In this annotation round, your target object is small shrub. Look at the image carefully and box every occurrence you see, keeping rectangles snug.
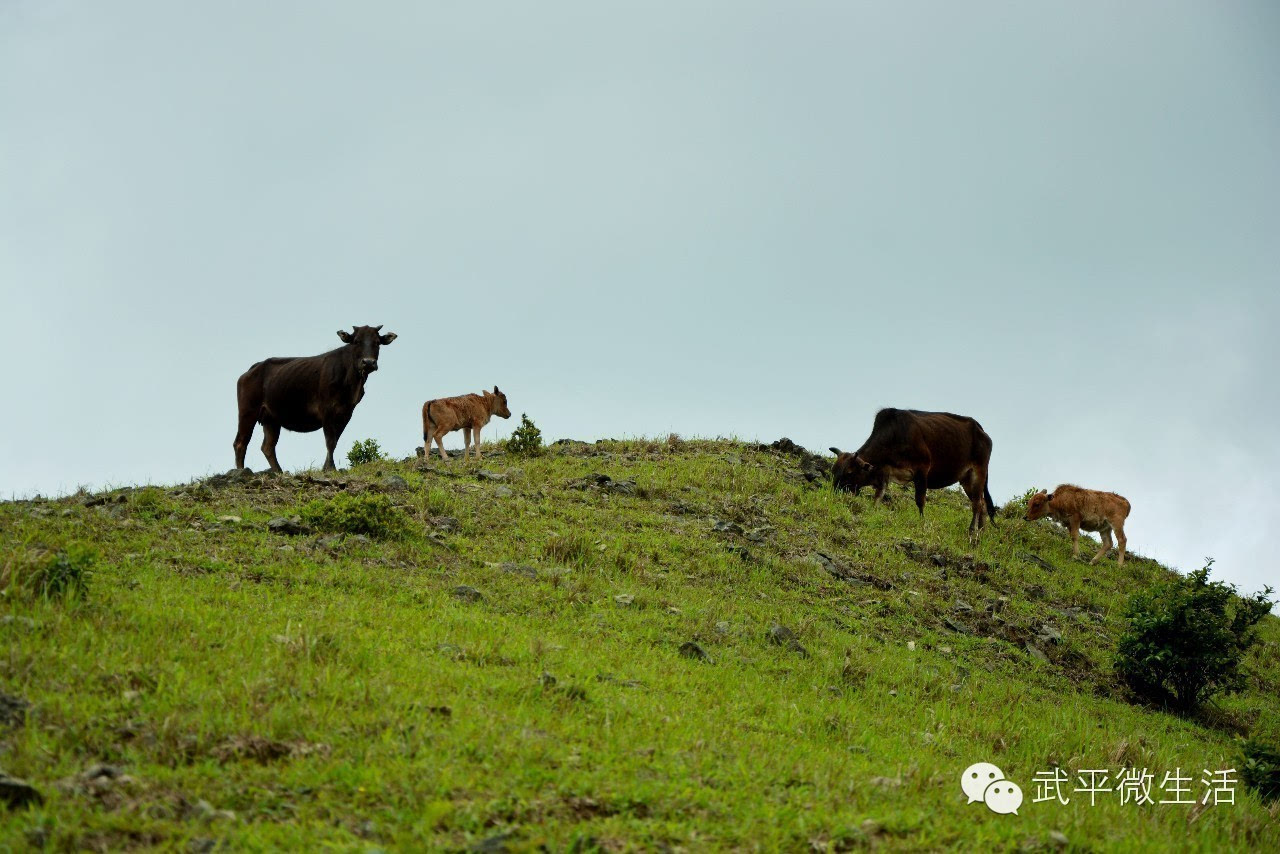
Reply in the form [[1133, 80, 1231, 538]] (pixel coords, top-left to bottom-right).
[[506, 414, 543, 456], [347, 438, 386, 467], [130, 487, 169, 521], [299, 493, 408, 539], [1002, 487, 1038, 520], [1115, 560, 1272, 713], [11, 545, 96, 599], [543, 531, 595, 567], [1241, 736, 1280, 801]]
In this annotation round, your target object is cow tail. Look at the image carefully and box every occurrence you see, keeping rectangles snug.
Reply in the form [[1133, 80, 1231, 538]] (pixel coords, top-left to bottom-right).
[[424, 401, 434, 449], [985, 482, 999, 524]]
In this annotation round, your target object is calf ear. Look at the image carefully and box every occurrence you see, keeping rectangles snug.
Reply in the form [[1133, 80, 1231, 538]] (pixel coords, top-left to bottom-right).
[[829, 447, 842, 456], [337, 330, 354, 343], [379, 332, 397, 345]]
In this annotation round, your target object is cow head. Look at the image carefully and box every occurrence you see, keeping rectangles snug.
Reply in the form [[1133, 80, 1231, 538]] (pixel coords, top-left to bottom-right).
[[1024, 490, 1052, 521], [490, 386, 512, 419], [337, 325, 397, 374], [829, 447, 876, 493]]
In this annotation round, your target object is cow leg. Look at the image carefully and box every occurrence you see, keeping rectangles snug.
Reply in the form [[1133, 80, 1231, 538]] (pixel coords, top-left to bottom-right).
[[913, 474, 928, 517], [1091, 527, 1113, 565], [961, 474, 986, 536], [473, 424, 483, 460], [233, 412, 257, 470], [261, 422, 283, 473], [321, 415, 350, 471], [1115, 522, 1127, 567]]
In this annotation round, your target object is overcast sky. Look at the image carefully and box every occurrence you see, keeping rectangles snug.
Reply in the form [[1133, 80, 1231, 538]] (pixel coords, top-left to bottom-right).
[[2, 2, 1277, 597]]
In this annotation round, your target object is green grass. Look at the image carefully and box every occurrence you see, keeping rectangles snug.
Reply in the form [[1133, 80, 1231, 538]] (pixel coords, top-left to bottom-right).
[[2, 439, 1277, 851]]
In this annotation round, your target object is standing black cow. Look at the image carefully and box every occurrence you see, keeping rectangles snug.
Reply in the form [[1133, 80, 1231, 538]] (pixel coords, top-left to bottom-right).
[[233, 325, 397, 472], [830, 408, 998, 538]]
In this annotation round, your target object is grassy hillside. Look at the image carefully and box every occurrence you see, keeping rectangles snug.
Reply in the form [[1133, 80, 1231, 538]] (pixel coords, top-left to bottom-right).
[[2, 438, 1277, 851]]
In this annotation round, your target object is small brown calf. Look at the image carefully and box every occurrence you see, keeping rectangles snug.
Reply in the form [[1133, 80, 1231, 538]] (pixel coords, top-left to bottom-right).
[[422, 386, 512, 461], [1025, 484, 1131, 566]]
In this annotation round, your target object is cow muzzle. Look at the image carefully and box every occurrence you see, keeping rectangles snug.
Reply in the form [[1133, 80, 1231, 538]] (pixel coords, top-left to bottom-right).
[[359, 358, 378, 373]]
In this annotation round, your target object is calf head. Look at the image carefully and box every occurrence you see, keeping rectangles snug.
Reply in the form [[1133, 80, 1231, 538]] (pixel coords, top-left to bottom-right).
[[829, 447, 876, 494], [1024, 490, 1052, 521], [489, 386, 512, 419], [337, 325, 397, 374]]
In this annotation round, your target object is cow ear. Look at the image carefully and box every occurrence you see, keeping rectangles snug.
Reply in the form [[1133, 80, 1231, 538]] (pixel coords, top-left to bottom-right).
[[829, 447, 842, 456], [337, 330, 354, 343], [379, 332, 397, 345], [856, 456, 874, 472]]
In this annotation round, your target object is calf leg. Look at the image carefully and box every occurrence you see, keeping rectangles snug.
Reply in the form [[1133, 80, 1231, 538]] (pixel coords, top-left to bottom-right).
[[463, 427, 473, 460], [435, 432, 450, 461], [473, 424, 483, 460], [1115, 522, 1127, 567], [234, 411, 257, 470], [261, 422, 283, 473], [1090, 526, 1113, 565], [1068, 519, 1081, 560]]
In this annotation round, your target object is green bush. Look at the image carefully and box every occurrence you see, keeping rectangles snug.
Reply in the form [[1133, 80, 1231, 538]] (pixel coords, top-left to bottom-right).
[[506, 414, 543, 456], [129, 487, 172, 521], [20, 545, 96, 599], [346, 438, 386, 467], [1115, 560, 1272, 713], [1241, 736, 1280, 801], [299, 492, 408, 539]]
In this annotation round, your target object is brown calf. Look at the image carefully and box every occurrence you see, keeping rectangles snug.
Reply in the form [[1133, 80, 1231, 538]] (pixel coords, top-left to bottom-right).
[[422, 386, 512, 461], [1025, 484, 1131, 566]]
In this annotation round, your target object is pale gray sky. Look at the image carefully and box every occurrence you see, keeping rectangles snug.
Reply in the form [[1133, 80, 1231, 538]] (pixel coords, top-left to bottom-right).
[[2, 2, 1277, 596]]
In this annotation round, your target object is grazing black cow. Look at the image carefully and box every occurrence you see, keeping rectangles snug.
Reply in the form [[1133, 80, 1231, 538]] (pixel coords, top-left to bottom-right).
[[830, 408, 998, 538], [233, 325, 397, 472]]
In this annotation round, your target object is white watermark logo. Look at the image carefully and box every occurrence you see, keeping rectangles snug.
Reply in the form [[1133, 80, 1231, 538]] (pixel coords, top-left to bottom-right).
[[961, 762, 1023, 815]]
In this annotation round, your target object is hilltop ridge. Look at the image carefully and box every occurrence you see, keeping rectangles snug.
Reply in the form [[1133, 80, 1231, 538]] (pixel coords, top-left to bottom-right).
[[2, 438, 1277, 850]]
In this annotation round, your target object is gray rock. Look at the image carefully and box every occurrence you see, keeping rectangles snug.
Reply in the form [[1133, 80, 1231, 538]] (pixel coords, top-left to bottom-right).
[[1025, 643, 1050, 663], [0, 774, 44, 809], [614, 594, 635, 606], [714, 621, 732, 634], [0, 616, 36, 631], [469, 833, 515, 853], [476, 470, 508, 482], [382, 475, 409, 491], [1037, 624, 1064, 644], [679, 641, 711, 662], [1048, 830, 1069, 848], [767, 624, 797, 644], [267, 516, 306, 535], [1019, 552, 1057, 571], [431, 516, 461, 533], [315, 534, 344, 549], [487, 562, 538, 579], [712, 519, 744, 535], [943, 617, 974, 635], [452, 585, 483, 603], [0, 692, 29, 729], [492, 485, 514, 499], [952, 599, 974, 613]]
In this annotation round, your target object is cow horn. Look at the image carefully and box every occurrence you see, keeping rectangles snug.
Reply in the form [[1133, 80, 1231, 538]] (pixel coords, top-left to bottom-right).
[[829, 447, 842, 456], [376, 325, 383, 331]]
